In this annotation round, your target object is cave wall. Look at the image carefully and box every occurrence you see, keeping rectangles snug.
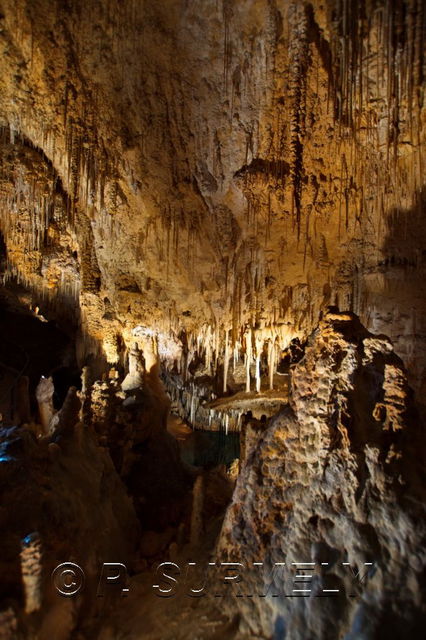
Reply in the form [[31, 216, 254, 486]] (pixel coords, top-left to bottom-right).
[[0, 0, 424, 392]]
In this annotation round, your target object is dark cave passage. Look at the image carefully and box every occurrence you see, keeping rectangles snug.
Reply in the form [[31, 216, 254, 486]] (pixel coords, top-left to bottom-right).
[[0, 288, 79, 425]]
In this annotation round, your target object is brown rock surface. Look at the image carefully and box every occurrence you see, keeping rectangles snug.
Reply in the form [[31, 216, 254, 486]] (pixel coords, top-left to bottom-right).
[[0, 421, 140, 639], [0, 0, 424, 393], [217, 311, 425, 638]]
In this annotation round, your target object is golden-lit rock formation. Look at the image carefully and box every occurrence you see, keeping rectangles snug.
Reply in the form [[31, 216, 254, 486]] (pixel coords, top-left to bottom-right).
[[217, 311, 425, 638], [0, 1, 425, 639], [0, 0, 424, 392]]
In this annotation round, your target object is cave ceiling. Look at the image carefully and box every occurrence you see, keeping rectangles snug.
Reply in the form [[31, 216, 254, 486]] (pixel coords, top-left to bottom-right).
[[0, 0, 424, 390]]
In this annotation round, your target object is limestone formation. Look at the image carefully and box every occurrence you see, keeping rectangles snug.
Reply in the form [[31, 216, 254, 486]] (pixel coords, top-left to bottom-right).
[[0, 0, 423, 395], [190, 475, 205, 547], [20, 533, 42, 614], [35, 376, 55, 435], [217, 311, 426, 639], [121, 344, 145, 393]]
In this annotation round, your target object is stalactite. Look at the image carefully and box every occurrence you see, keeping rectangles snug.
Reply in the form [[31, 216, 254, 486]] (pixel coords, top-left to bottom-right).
[[287, 1, 309, 240], [255, 352, 261, 394], [223, 328, 230, 393], [245, 327, 252, 393], [268, 338, 275, 391]]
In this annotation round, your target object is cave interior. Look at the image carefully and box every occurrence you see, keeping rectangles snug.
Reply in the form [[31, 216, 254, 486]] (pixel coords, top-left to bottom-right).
[[0, 1, 425, 639]]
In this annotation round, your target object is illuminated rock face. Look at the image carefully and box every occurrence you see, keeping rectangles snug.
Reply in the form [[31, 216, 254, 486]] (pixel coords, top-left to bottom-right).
[[0, 2, 425, 637], [0, 0, 425, 393], [217, 311, 425, 639]]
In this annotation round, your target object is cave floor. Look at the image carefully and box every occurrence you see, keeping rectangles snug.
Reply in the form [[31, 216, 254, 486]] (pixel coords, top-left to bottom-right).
[[97, 572, 242, 640], [96, 517, 252, 640]]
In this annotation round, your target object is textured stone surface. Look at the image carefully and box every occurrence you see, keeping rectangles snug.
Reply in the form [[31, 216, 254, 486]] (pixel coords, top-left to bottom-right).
[[0, 0, 424, 394], [217, 311, 426, 638], [0, 421, 139, 639]]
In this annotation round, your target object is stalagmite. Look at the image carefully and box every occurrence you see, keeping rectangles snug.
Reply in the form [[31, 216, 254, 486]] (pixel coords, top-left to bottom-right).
[[122, 343, 145, 392], [35, 376, 55, 435], [20, 533, 42, 614], [190, 475, 204, 547], [79, 365, 92, 422], [52, 387, 81, 436]]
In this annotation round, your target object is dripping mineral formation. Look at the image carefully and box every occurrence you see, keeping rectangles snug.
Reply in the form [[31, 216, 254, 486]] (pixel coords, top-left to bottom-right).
[[0, 1, 424, 639]]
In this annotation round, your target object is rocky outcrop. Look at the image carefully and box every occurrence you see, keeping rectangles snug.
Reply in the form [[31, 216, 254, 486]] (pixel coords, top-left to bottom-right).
[[217, 311, 426, 639], [0, 418, 139, 639], [84, 366, 190, 531]]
